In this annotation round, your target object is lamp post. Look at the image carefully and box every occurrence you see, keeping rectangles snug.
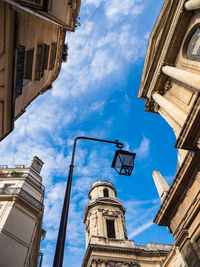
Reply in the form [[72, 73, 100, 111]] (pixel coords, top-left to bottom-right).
[[53, 136, 136, 267]]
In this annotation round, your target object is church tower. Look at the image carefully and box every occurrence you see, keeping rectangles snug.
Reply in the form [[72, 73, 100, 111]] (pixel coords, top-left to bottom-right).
[[0, 156, 45, 267], [82, 180, 172, 267], [83, 180, 128, 248]]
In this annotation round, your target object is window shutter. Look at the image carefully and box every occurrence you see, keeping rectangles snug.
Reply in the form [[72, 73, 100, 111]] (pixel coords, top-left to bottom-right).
[[49, 43, 57, 70], [15, 46, 25, 98], [41, 44, 47, 78], [35, 43, 47, 80]]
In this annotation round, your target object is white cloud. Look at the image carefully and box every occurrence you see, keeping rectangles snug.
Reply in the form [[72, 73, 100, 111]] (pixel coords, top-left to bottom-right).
[[105, 0, 144, 21], [85, 0, 102, 8], [134, 137, 150, 159], [129, 220, 153, 238]]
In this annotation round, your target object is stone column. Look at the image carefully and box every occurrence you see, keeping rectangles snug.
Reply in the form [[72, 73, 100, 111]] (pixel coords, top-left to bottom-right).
[[162, 65, 200, 92], [158, 108, 181, 138], [184, 0, 200, 11], [152, 92, 187, 127]]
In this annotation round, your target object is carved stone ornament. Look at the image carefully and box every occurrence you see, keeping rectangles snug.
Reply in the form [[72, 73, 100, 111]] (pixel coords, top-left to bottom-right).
[[85, 218, 90, 233], [121, 215, 128, 239], [197, 138, 200, 149], [102, 209, 118, 217], [91, 210, 98, 228], [145, 99, 159, 114], [164, 78, 172, 91]]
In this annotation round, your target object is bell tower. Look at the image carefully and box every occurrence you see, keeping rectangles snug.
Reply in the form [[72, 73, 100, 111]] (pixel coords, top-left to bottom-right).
[[83, 180, 128, 248], [82, 180, 172, 267]]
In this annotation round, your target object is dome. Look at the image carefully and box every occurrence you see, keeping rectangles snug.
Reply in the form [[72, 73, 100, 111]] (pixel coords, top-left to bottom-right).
[[88, 180, 117, 201]]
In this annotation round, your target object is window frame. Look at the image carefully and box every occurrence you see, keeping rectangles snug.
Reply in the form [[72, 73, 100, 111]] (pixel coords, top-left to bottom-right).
[[49, 42, 57, 70], [186, 27, 200, 62], [23, 48, 34, 85]]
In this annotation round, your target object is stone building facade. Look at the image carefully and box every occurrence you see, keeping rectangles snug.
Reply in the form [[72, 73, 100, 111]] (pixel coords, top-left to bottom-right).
[[0, 0, 81, 141], [82, 180, 172, 267], [138, 0, 200, 266], [0, 156, 45, 267]]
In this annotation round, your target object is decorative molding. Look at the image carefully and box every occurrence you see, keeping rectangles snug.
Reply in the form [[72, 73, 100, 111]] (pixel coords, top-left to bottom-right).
[[145, 99, 159, 114]]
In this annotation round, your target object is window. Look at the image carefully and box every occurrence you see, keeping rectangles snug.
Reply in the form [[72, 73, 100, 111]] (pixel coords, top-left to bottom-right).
[[103, 188, 109, 197], [106, 219, 115, 238], [0, 204, 3, 210], [35, 44, 48, 80], [49, 43, 57, 70], [15, 46, 34, 97], [23, 48, 34, 84], [186, 27, 200, 62], [19, 0, 48, 11]]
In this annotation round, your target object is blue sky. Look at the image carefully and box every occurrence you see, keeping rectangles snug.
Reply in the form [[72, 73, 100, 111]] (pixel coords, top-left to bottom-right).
[[0, 0, 178, 266]]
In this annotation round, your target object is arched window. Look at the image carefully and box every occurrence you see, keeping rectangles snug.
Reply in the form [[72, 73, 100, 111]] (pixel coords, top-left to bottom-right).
[[103, 188, 109, 197], [186, 27, 200, 62]]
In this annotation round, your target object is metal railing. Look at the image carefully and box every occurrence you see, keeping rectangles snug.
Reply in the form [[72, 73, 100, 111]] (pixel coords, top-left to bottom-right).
[[0, 172, 45, 192], [0, 187, 44, 211], [37, 252, 43, 267]]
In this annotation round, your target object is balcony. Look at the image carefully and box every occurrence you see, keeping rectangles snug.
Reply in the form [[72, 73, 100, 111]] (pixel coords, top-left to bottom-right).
[[0, 187, 44, 211], [37, 252, 43, 267], [0, 172, 45, 192]]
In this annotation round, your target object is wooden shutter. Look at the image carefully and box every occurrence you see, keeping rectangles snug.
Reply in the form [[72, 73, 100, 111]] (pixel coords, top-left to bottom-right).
[[41, 44, 47, 78], [49, 43, 57, 70], [35, 44, 47, 80], [15, 46, 25, 98]]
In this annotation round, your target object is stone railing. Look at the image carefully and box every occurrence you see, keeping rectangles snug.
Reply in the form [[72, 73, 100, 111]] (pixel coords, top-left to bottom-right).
[[0, 187, 44, 211]]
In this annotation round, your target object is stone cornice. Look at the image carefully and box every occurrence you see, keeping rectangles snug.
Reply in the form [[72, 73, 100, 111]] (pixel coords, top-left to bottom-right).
[[83, 197, 126, 222], [138, 0, 192, 102], [154, 149, 200, 225], [88, 180, 117, 197], [82, 243, 172, 267]]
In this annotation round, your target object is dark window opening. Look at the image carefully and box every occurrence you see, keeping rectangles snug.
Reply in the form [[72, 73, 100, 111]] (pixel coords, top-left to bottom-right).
[[103, 188, 109, 197], [106, 219, 115, 238], [23, 48, 34, 83]]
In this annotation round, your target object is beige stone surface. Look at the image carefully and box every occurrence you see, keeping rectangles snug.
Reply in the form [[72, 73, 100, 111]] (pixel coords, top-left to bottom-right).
[[138, 0, 200, 266], [0, 157, 44, 267]]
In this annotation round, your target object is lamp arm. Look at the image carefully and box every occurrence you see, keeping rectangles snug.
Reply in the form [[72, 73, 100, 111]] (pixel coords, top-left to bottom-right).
[[71, 136, 124, 166]]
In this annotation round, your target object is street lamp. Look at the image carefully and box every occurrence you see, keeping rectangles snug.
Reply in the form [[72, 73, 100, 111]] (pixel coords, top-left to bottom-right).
[[53, 136, 136, 267], [112, 150, 136, 176]]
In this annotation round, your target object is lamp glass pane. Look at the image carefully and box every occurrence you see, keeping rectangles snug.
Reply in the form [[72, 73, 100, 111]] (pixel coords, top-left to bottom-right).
[[118, 153, 134, 167], [114, 156, 123, 169]]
